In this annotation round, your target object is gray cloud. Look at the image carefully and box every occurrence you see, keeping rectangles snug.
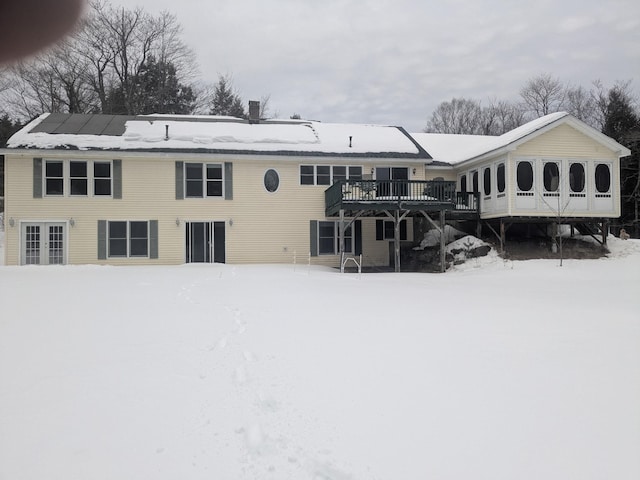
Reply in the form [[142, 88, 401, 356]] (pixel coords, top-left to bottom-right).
[[133, 0, 639, 131]]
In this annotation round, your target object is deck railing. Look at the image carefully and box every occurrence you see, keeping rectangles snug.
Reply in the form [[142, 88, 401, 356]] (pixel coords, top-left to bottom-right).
[[325, 180, 479, 213]]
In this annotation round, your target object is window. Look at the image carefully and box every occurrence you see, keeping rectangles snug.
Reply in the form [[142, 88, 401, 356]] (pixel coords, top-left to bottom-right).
[[108, 221, 148, 258], [483, 167, 491, 196], [517, 161, 533, 192], [70, 161, 88, 195], [497, 163, 505, 193], [185, 163, 223, 197], [45, 161, 64, 195], [472, 171, 479, 193], [206, 164, 223, 196], [569, 163, 585, 193], [595, 164, 611, 193], [318, 221, 353, 255], [108, 221, 127, 257], [300, 165, 315, 185], [264, 169, 280, 192], [460, 175, 467, 193], [316, 166, 331, 185], [42, 159, 114, 197], [348, 166, 363, 180], [376, 219, 408, 241], [333, 166, 347, 182], [543, 162, 560, 192], [300, 165, 363, 185], [94, 162, 112, 195]]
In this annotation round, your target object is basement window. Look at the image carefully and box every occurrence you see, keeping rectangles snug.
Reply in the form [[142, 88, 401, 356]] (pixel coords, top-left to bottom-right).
[[318, 221, 353, 254]]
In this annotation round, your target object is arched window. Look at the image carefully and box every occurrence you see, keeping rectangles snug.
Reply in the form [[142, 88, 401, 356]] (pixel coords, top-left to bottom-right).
[[569, 163, 585, 192], [543, 162, 559, 192], [595, 164, 611, 193], [483, 167, 491, 195], [472, 171, 479, 193], [497, 163, 505, 193], [460, 175, 467, 193], [517, 162, 533, 191]]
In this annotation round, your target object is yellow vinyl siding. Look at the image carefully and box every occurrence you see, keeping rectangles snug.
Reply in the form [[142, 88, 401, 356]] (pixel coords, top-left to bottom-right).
[[514, 124, 616, 159], [4, 153, 424, 266]]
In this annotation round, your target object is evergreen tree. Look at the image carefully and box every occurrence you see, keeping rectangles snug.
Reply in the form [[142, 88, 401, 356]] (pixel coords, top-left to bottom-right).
[[602, 85, 639, 142], [0, 114, 24, 209], [601, 84, 640, 237], [209, 75, 246, 118], [0, 114, 22, 148], [131, 55, 196, 114]]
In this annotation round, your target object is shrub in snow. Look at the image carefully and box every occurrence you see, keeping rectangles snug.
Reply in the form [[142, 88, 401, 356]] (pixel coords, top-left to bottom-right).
[[413, 224, 465, 250], [446, 235, 492, 264]]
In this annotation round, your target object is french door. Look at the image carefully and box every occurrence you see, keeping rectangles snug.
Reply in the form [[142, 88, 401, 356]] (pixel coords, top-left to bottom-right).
[[376, 167, 409, 197], [185, 221, 225, 263], [21, 222, 66, 265]]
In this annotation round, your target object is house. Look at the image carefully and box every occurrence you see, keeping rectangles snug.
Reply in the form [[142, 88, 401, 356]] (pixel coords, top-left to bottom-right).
[[0, 111, 630, 270]]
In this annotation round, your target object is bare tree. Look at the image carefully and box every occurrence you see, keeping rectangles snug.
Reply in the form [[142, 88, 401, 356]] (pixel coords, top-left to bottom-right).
[[2, 0, 199, 118], [520, 73, 566, 117], [424, 97, 483, 134], [564, 84, 598, 128], [480, 98, 527, 135]]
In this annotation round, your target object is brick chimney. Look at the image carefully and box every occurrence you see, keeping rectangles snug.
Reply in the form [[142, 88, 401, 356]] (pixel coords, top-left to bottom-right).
[[248, 100, 260, 124]]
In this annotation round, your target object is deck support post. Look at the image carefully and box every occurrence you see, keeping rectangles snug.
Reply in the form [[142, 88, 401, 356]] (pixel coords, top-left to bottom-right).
[[385, 209, 409, 272], [339, 209, 345, 272], [602, 220, 608, 247], [394, 209, 401, 272], [440, 209, 446, 273]]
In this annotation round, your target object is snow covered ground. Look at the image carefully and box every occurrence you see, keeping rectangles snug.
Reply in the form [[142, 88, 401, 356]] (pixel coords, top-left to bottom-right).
[[1, 236, 639, 480]]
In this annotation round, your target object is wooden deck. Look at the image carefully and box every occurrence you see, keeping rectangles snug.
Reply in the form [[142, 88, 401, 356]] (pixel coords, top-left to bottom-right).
[[325, 180, 480, 218]]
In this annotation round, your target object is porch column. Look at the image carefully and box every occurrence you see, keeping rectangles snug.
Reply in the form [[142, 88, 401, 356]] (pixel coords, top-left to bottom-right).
[[339, 209, 345, 272], [394, 209, 401, 272], [440, 209, 446, 273]]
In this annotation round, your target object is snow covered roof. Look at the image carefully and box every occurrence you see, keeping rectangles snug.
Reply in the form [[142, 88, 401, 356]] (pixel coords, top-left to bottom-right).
[[414, 112, 631, 166], [5, 113, 431, 159]]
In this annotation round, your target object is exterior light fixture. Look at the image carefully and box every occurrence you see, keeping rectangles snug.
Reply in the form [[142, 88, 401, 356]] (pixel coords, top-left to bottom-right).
[[8, 217, 15, 227], [69, 218, 75, 227]]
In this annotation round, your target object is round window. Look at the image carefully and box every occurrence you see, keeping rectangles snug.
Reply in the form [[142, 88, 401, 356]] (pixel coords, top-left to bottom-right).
[[264, 169, 280, 193]]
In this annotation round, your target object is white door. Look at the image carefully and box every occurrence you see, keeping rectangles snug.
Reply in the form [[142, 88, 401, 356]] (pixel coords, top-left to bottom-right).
[[21, 223, 66, 265]]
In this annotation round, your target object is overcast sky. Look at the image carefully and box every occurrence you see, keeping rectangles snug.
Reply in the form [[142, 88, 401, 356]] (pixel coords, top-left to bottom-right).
[[129, 0, 638, 131]]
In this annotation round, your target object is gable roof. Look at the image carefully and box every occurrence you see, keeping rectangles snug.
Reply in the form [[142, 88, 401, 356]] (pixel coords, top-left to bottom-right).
[[5, 113, 432, 160], [413, 112, 632, 166]]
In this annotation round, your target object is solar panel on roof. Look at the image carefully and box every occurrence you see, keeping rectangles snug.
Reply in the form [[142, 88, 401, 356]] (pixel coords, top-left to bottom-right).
[[102, 116, 134, 136], [29, 113, 69, 133], [53, 114, 93, 134], [77, 115, 114, 135]]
